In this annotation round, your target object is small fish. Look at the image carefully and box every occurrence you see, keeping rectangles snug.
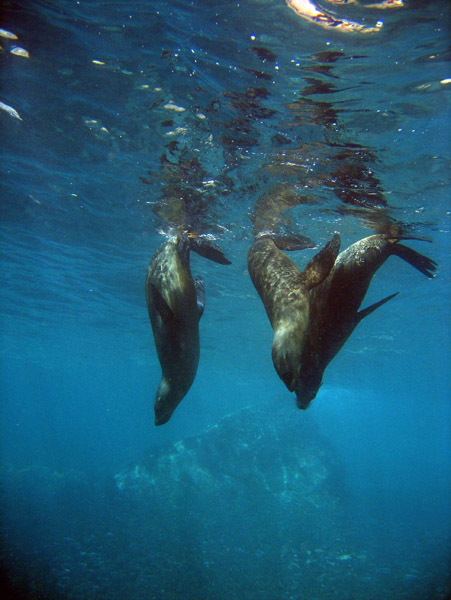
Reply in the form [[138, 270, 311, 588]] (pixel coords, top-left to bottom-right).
[[10, 46, 29, 58], [0, 100, 22, 121], [0, 28, 18, 40]]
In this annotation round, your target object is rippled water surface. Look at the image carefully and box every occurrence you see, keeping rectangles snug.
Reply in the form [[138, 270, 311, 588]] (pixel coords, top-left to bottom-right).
[[1, 1, 450, 598]]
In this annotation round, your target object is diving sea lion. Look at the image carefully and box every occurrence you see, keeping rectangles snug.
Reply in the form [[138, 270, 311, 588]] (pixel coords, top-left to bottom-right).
[[146, 232, 231, 425], [247, 232, 340, 396], [296, 234, 437, 408]]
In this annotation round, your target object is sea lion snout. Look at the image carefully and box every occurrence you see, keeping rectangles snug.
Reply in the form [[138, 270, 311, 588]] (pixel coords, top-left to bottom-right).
[[295, 376, 322, 410], [154, 379, 179, 426]]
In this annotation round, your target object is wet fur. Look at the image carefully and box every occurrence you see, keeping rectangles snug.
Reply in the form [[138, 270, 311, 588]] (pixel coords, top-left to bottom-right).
[[248, 234, 340, 393], [146, 235, 201, 425], [296, 235, 437, 408]]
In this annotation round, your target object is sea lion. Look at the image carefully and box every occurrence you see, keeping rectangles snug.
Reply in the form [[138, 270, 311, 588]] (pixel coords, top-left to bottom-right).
[[296, 234, 437, 408], [146, 232, 231, 425], [247, 232, 340, 395]]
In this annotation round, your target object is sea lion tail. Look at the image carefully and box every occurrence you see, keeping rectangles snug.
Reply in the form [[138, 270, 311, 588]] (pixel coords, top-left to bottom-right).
[[300, 232, 341, 289], [187, 234, 232, 265], [391, 244, 437, 278]]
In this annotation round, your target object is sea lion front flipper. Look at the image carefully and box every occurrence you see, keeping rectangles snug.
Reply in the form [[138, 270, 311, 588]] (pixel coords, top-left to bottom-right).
[[194, 275, 205, 320], [300, 233, 340, 290], [188, 236, 232, 265], [357, 292, 399, 323], [151, 284, 175, 324]]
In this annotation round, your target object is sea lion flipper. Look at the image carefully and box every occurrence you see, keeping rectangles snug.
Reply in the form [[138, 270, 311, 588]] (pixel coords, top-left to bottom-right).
[[300, 232, 340, 290], [151, 284, 175, 323], [194, 275, 205, 320], [391, 244, 437, 279], [188, 236, 232, 265], [357, 292, 399, 323]]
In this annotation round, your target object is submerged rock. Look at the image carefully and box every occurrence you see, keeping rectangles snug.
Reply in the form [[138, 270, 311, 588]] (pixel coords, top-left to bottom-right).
[[110, 400, 347, 598], [115, 399, 343, 524]]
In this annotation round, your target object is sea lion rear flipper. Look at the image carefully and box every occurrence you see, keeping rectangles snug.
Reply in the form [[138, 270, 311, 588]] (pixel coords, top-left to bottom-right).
[[151, 284, 175, 323], [300, 233, 340, 289], [357, 292, 399, 323], [189, 236, 232, 265], [194, 275, 205, 320], [391, 244, 437, 279]]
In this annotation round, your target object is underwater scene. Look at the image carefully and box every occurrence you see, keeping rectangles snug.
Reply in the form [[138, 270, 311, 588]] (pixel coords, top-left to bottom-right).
[[0, 1, 450, 598]]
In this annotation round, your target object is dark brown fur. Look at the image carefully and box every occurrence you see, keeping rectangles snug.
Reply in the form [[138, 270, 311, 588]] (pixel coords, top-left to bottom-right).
[[296, 235, 437, 408], [248, 233, 340, 394], [146, 233, 230, 425]]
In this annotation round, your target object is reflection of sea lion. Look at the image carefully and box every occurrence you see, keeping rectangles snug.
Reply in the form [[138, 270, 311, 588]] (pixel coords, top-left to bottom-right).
[[285, 0, 402, 33], [247, 232, 340, 395], [296, 235, 437, 408], [285, 0, 382, 33], [146, 233, 231, 425], [251, 185, 315, 239]]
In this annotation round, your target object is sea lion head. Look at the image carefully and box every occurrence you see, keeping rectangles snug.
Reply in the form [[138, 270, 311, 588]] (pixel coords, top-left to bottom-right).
[[271, 316, 308, 392], [154, 379, 182, 426], [294, 372, 322, 410]]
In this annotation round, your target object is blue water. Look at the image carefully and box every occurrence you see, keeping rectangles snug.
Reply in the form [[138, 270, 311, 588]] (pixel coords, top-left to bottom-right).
[[1, 1, 450, 598]]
